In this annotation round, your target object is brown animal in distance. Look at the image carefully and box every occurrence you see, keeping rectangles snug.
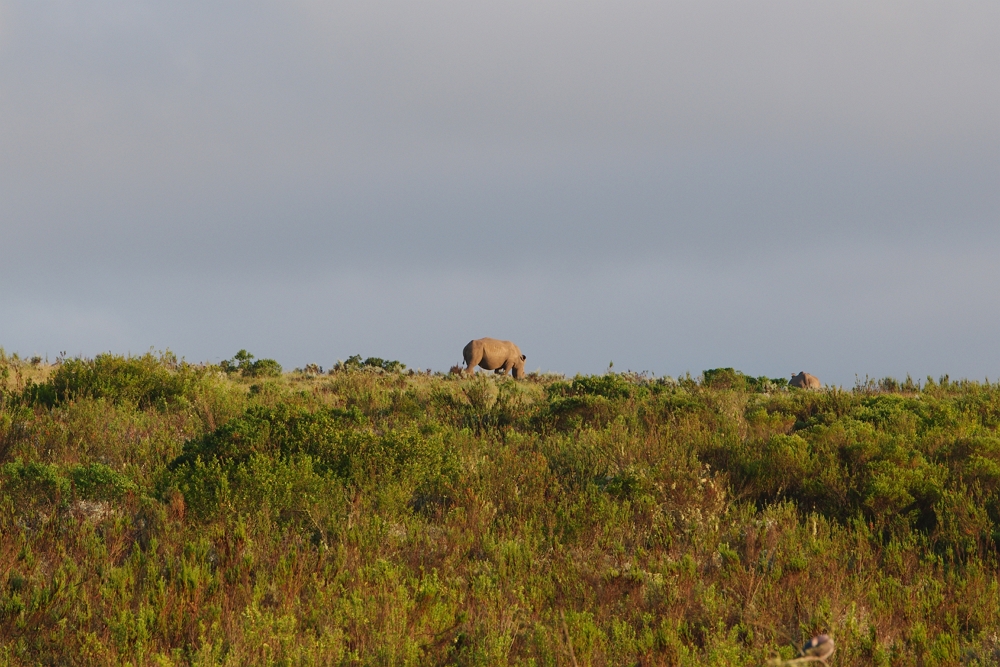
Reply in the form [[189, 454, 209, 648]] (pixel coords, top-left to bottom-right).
[[463, 338, 526, 379], [789, 371, 821, 389]]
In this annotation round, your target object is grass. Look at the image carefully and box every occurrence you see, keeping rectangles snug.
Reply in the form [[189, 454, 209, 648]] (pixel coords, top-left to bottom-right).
[[1, 350, 1000, 665]]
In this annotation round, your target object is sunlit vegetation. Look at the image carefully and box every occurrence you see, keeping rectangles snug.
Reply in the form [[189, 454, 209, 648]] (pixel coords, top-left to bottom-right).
[[2, 348, 1000, 665]]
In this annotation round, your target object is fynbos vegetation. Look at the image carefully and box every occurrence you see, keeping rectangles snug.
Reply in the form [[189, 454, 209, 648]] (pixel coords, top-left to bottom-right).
[[1, 350, 1000, 665]]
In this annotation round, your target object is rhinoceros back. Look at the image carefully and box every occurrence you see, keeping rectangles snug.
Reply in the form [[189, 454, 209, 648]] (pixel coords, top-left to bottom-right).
[[790, 371, 821, 389]]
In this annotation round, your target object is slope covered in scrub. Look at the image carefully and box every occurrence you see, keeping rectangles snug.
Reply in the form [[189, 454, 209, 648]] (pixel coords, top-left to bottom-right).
[[1, 350, 999, 665]]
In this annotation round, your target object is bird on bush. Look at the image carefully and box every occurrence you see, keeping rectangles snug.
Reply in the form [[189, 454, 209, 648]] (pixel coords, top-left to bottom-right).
[[801, 634, 835, 663], [766, 634, 836, 666]]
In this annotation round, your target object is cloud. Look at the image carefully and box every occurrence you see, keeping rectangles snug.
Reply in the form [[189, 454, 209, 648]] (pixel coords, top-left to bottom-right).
[[4, 1, 998, 183], [285, 1, 1000, 147], [4, 239, 999, 384], [1, 1, 998, 381]]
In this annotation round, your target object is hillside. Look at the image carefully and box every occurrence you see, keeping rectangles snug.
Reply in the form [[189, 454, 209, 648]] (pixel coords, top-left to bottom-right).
[[1, 351, 999, 666]]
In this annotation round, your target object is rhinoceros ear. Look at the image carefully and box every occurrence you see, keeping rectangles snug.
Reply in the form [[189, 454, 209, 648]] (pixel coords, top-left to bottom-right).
[[521, 355, 526, 361]]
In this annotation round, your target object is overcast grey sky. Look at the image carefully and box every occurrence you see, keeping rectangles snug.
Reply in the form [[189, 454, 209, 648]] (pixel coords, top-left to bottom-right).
[[1, 1, 998, 384]]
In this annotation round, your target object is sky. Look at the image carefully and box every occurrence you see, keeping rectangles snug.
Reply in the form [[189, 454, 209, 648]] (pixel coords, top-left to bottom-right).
[[1, 1, 998, 385]]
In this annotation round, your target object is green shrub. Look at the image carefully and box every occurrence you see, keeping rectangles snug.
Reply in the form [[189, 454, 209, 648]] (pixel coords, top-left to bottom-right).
[[169, 403, 365, 470], [337, 354, 365, 370], [702, 367, 788, 392], [1, 460, 137, 509], [702, 367, 746, 390], [69, 463, 138, 501], [0, 460, 71, 507], [547, 395, 616, 431], [219, 350, 283, 378], [0, 405, 32, 463], [547, 373, 644, 401], [31, 351, 200, 408], [456, 375, 538, 434], [167, 402, 457, 518], [363, 357, 406, 372], [245, 358, 282, 378], [332, 355, 407, 373]]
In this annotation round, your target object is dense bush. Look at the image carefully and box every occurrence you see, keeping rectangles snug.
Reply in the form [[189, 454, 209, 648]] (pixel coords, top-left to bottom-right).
[[548, 373, 648, 400], [703, 367, 789, 392], [26, 351, 202, 408], [219, 349, 283, 378], [4, 362, 1000, 665], [544, 373, 655, 430], [709, 391, 1000, 548], [1, 460, 137, 509], [167, 402, 457, 521], [332, 354, 407, 372]]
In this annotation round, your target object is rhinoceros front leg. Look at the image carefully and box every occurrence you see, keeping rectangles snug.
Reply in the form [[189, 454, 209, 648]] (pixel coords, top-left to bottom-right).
[[464, 349, 482, 376]]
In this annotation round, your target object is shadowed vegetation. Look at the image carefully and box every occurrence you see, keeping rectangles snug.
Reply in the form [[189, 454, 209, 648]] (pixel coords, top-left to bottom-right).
[[1, 350, 1000, 665]]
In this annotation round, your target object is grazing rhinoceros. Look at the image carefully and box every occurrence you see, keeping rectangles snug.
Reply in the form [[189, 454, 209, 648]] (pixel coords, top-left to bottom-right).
[[463, 338, 526, 379], [789, 371, 821, 389]]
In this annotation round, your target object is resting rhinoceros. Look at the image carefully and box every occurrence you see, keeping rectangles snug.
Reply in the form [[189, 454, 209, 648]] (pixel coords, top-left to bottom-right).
[[463, 338, 526, 379], [789, 371, 821, 389]]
